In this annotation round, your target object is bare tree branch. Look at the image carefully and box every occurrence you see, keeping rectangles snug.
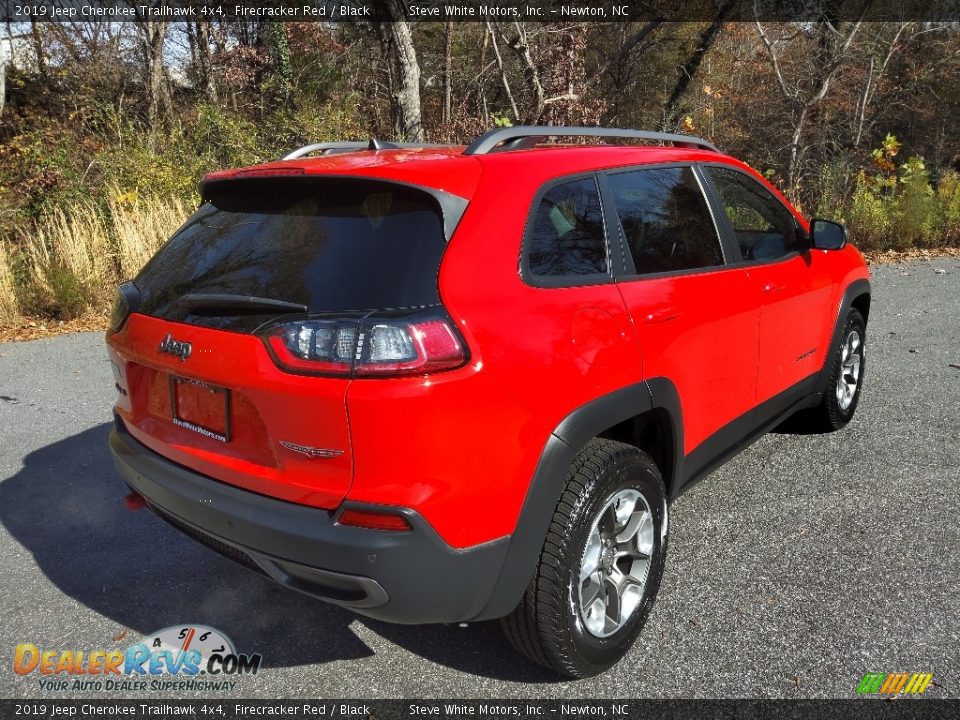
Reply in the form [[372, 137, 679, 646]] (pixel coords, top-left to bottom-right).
[[487, 21, 519, 122]]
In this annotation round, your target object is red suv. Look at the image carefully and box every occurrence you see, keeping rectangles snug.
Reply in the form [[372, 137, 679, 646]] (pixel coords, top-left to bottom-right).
[[107, 127, 871, 678]]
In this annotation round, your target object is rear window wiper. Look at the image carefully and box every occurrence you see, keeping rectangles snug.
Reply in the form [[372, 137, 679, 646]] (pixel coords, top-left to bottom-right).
[[180, 293, 308, 314]]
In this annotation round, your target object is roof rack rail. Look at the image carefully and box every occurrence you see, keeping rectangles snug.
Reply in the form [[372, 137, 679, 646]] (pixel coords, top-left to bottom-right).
[[282, 139, 448, 160], [463, 126, 719, 156], [282, 142, 367, 160]]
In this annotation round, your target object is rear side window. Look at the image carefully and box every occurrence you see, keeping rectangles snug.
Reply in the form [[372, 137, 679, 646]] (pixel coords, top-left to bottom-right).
[[704, 166, 800, 262], [526, 177, 608, 279], [135, 178, 449, 332], [607, 166, 723, 275]]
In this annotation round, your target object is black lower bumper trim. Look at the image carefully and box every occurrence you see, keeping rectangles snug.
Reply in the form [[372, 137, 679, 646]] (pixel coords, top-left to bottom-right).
[[110, 419, 510, 624], [146, 501, 389, 608]]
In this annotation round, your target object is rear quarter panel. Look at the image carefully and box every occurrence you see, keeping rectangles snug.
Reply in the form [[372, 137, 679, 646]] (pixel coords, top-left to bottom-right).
[[395, 160, 643, 547]]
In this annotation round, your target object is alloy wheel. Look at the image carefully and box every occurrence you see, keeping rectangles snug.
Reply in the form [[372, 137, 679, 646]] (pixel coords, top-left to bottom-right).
[[577, 489, 654, 638], [836, 329, 862, 411]]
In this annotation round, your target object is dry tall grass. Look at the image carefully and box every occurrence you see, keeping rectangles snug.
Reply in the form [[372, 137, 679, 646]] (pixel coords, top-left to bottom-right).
[[111, 192, 188, 280], [6, 193, 190, 323], [0, 240, 19, 322], [26, 204, 114, 316]]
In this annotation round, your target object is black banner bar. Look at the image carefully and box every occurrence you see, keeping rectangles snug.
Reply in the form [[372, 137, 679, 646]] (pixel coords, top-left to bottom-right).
[[3, 0, 960, 23], [1, 699, 959, 720]]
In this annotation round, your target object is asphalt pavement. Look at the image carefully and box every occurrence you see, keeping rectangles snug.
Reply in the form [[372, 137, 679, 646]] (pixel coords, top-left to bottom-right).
[[1, 258, 958, 699]]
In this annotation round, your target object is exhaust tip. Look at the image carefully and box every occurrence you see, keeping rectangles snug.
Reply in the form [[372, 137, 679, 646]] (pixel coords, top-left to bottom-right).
[[123, 491, 146, 511]]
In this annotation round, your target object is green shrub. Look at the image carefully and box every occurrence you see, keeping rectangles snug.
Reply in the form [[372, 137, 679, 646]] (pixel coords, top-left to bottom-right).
[[847, 173, 895, 250], [189, 104, 265, 170], [258, 95, 365, 157], [813, 160, 854, 221], [896, 157, 936, 247], [936, 171, 960, 246], [841, 140, 960, 250]]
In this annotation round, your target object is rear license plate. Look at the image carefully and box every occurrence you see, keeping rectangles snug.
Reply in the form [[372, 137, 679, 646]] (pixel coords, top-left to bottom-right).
[[169, 376, 231, 442]]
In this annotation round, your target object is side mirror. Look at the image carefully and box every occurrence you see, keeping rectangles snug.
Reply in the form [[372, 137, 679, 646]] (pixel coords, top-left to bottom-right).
[[809, 218, 847, 250]]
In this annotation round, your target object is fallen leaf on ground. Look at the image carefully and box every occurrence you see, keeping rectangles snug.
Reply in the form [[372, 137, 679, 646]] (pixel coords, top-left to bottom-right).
[[0, 313, 108, 343]]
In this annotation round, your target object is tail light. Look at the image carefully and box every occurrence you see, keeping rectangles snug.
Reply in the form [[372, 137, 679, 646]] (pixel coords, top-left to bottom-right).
[[261, 310, 467, 378], [263, 319, 358, 375]]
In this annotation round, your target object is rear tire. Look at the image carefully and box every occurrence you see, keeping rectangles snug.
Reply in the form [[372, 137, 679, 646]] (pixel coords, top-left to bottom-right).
[[500, 438, 668, 678]]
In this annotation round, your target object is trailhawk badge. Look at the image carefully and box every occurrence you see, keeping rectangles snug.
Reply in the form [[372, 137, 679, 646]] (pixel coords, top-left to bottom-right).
[[280, 440, 345, 459]]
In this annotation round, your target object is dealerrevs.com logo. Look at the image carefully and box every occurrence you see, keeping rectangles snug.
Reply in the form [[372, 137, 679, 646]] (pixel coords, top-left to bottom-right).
[[13, 625, 261, 692]]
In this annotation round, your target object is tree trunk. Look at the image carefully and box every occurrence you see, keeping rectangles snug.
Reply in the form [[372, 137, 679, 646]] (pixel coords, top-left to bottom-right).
[[442, 20, 453, 126], [488, 21, 519, 122], [662, 4, 733, 130], [506, 23, 545, 123], [266, 20, 292, 105], [476, 25, 491, 126], [140, 21, 170, 133], [787, 105, 808, 197], [602, 20, 664, 124], [30, 18, 47, 79], [376, 0, 423, 141], [195, 21, 218, 103], [755, 19, 863, 202]]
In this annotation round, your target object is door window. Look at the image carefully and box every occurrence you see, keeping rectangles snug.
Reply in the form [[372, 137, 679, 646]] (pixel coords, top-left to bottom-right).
[[704, 167, 801, 262], [606, 167, 723, 275], [526, 177, 609, 279]]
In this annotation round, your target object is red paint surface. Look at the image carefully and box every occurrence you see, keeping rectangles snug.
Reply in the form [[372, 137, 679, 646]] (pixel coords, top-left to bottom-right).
[[110, 146, 870, 548]]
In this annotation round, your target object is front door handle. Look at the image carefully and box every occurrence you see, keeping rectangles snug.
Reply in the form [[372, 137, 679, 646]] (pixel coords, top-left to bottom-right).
[[644, 307, 681, 324], [762, 282, 786, 294]]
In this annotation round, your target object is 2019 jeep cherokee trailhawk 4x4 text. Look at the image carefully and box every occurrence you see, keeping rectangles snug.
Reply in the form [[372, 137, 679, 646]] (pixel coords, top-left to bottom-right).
[[107, 127, 871, 678]]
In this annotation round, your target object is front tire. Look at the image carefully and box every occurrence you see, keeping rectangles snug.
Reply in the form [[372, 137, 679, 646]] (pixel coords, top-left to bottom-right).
[[500, 439, 668, 678], [811, 307, 866, 431]]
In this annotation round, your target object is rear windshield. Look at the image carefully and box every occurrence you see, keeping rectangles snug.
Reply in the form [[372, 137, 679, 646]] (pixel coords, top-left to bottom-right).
[[135, 178, 450, 332]]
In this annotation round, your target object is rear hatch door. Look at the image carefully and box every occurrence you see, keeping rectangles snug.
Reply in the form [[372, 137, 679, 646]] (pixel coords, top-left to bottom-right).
[[108, 176, 461, 508]]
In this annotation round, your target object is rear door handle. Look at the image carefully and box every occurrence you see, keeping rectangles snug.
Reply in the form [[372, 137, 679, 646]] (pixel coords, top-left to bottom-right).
[[644, 307, 681, 324], [762, 283, 786, 294]]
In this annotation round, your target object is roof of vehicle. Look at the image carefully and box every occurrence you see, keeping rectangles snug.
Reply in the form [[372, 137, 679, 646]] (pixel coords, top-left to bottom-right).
[[204, 144, 749, 202]]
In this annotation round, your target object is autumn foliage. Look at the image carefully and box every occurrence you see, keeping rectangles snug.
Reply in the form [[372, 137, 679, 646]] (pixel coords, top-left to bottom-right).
[[1, 20, 959, 325]]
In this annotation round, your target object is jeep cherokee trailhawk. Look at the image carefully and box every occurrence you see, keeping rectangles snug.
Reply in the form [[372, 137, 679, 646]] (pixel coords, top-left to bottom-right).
[[107, 126, 871, 677]]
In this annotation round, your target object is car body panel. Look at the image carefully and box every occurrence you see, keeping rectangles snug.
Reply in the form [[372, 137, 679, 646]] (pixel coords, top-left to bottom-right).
[[746, 253, 837, 403], [106, 140, 872, 623], [107, 314, 353, 508], [615, 267, 760, 453]]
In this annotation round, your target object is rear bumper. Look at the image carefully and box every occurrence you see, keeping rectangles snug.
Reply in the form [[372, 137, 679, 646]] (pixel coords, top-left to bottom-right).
[[109, 417, 510, 624]]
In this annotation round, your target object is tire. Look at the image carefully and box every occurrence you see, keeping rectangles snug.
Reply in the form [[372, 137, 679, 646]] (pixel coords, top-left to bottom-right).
[[500, 438, 668, 678], [808, 307, 866, 432]]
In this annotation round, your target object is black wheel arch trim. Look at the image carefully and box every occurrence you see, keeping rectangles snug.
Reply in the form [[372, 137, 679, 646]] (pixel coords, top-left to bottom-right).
[[475, 378, 682, 621], [814, 278, 871, 397]]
